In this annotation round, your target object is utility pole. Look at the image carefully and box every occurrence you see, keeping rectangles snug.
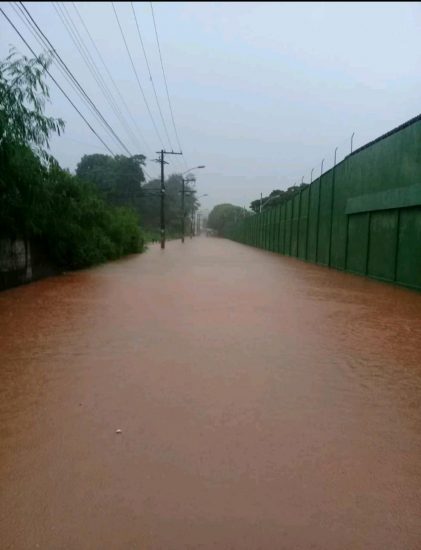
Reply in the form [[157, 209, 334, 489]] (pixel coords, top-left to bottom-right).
[[154, 150, 182, 249], [190, 204, 196, 239], [197, 212, 201, 235], [179, 166, 205, 243], [181, 176, 195, 243], [181, 177, 186, 243]]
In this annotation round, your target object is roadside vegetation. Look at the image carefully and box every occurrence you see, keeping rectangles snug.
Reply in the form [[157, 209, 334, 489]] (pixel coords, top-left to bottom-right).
[[207, 204, 250, 236], [0, 49, 198, 271], [249, 184, 309, 213]]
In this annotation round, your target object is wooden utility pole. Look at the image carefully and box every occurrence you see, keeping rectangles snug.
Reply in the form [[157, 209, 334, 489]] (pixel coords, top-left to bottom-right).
[[154, 150, 182, 249], [181, 178, 186, 243]]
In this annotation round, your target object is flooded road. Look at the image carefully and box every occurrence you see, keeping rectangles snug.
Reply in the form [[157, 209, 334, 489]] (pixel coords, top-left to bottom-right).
[[1, 237, 421, 549]]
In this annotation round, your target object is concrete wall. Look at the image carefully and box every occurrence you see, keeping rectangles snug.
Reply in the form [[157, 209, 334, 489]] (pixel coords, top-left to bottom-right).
[[0, 239, 57, 291], [0, 239, 32, 290], [226, 114, 421, 291]]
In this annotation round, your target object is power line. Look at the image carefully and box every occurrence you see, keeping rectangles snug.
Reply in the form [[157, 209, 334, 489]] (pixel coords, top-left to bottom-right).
[[54, 1, 141, 153], [17, 1, 133, 156], [6, 4, 158, 180], [150, 2, 187, 168], [1, 6, 116, 156], [130, 1, 173, 151], [69, 2, 159, 179], [17, 1, 130, 156], [71, 1, 153, 158], [111, 1, 165, 150]]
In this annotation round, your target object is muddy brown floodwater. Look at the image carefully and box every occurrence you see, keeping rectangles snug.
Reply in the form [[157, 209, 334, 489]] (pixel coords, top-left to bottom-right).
[[1, 237, 421, 549]]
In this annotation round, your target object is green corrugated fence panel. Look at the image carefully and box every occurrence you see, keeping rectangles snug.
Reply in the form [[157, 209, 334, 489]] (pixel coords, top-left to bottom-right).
[[290, 194, 299, 257], [270, 208, 275, 251], [307, 180, 319, 262], [285, 201, 292, 255], [330, 163, 348, 270], [269, 208, 275, 251], [275, 204, 281, 252], [298, 188, 309, 259], [367, 209, 398, 281], [396, 206, 421, 289], [347, 212, 370, 275], [265, 211, 270, 250], [346, 183, 421, 214], [317, 175, 333, 266], [226, 118, 421, 291], [280, 203, 286, 254], [273, 207, 278, 251]]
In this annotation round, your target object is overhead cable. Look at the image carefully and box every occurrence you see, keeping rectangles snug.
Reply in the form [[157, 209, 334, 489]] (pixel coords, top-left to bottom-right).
[[18, 2, 132, 156], [111, 2, 165, 150], [150, 2, 187, 167], [1, 6, 116, 156]]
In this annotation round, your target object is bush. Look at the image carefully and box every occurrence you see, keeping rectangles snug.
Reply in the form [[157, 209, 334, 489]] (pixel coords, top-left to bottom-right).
[[0, 49, 144, 270], [42, 165, 144, 269]]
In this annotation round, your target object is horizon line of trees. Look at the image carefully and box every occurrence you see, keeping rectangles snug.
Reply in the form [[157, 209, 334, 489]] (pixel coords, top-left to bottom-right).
[[249, 183, 309, 213], [207, 183, 310, 236], [75, 153, 199, 239]]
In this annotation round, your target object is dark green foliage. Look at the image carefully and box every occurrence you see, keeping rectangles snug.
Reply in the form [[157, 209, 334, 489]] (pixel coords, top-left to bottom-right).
[[0, 48, 143, 271], [0, 48, 64, 160], [76, 153, 146, 210], [0, 142, 47, 239], [250, 184, 309, 213], [76, 155, 199, 236], [42, 164, 143, 269], [139, 173, 198, 234], [207, 203, 249, 235]]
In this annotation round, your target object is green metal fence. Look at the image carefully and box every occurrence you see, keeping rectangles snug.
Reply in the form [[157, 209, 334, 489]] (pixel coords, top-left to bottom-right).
[[225, 114, 421, 291]]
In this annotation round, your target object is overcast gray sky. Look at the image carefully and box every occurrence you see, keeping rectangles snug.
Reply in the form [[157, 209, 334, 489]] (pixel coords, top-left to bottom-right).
[[1, 2, 420, 211]]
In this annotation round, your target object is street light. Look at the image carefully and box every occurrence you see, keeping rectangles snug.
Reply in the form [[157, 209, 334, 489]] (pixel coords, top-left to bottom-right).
[[191, 194, 208, 238], [182, 165, 205, 176], [181, 165, 205, 242], [260, 193, 282, 211]]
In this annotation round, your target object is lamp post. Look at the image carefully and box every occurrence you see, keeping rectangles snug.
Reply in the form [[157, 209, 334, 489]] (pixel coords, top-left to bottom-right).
[[190, 194, 208, 238], [260, 193, 282, 211], [181, 165, 205, 242]]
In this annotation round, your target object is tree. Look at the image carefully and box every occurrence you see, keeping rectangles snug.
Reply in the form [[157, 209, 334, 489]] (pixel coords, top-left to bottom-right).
[[0, 48, 64, 239], [0, 48, 143, 270], [43, 163, 142, 268], [139, 173, 198, 235], [250, 183, 309, 213], [0, 48, 64, 157], [76, 153, 146, 210], [207, 203, 248, 235]]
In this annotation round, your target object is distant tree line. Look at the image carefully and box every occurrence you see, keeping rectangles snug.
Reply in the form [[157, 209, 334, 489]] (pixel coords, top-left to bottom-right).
[[249, 183, 309, 213], [76, 154, 199, 239], [207, 183, 310, 237], [207, 204, 250, 235]]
